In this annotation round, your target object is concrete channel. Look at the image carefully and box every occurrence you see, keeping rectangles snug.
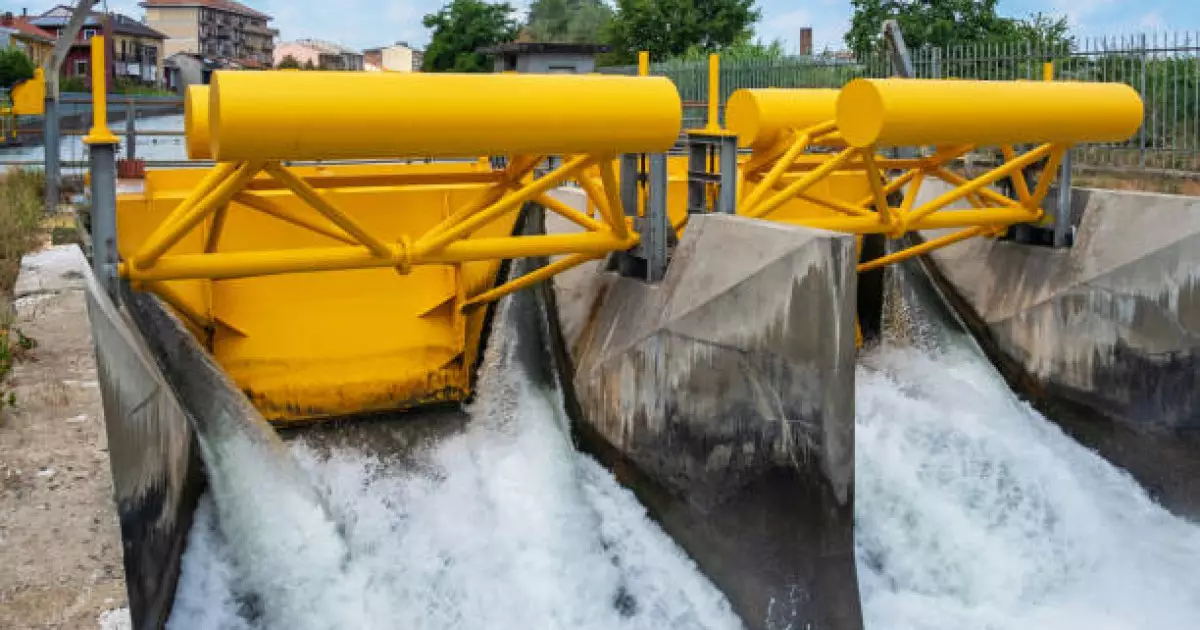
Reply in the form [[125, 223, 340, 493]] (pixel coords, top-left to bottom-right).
[[81, 183, 1200, 630]]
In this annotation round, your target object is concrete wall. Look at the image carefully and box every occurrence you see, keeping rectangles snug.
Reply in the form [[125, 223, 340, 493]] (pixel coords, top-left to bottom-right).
[[918, 183, 1200, 515], [492, 53, 597, 73], [545, 191, 862, 629]]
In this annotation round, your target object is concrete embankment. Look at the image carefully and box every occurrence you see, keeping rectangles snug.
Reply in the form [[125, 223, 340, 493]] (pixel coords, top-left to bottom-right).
[[543, 190, 863, 629], [917, 184, 1200, 517]]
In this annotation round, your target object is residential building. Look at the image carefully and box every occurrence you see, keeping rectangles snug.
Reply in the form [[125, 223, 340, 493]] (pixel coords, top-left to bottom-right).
[[363, 42, 424, 72], [141, 0, 277, 69], [479, 42, 607, 74], [31, 6, 167, 86], [0, 11, 54, 68], [275, 39, 363, 71]]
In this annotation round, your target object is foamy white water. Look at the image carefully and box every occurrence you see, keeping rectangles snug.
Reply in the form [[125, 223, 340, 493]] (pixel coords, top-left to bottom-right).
[[855, 340, 1200, 630], [167, 314, 741, 630]]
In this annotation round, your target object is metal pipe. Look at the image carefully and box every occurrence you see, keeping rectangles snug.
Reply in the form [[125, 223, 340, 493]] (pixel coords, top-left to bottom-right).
[[209, 71, 682, 160], [726, 89, 839, 148], [230, 192, 357, 245], [907, 144, 1053, 223], [264, 162, 392, 258], [748, 147, 857, 219], [837, 78, 1144, 148], [121, 232, 634, 282], [857, 227, 986, 272], [706, 54, 720, 132], [462, 252, 599, 310]]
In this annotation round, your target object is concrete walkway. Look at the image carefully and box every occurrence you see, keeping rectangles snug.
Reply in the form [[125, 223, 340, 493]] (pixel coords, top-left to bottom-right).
[[0, 246, 128, 629]]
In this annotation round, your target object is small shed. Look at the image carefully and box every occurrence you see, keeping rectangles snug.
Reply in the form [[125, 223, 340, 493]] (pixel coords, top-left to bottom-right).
[[477, 42, 608, 74]]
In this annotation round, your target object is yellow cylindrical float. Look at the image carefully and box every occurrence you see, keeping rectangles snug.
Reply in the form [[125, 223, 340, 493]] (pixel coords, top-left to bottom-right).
[[209, 71, 683, 161], [725, 88, 840, 148], [184, 85, 211, 160], [836, 78, 1143, 148]]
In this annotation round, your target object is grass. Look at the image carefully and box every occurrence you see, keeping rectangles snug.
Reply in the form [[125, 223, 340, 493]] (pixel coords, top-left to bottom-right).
[[0, 168, 45, 412]]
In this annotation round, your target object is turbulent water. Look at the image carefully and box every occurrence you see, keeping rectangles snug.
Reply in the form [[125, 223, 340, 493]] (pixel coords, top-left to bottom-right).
[[166, 298, 741, 630], [168, 264, 1200, 630]]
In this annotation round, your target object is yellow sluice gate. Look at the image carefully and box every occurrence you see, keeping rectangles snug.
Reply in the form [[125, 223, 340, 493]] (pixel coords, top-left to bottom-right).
[[117, 70, 680, 422]]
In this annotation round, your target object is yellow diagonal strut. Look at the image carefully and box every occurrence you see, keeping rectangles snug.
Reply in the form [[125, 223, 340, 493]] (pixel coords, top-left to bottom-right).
[[120, 156, 639, 309]]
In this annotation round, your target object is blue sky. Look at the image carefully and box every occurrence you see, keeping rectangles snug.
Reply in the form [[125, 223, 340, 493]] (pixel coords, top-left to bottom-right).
[[4, 1, 1198, 54]]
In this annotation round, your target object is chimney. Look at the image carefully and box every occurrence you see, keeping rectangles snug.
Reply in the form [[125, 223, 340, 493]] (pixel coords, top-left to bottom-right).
[[22, 8, 27, 18], [2, 12, 13, 27], [799, 27, 814, 56]]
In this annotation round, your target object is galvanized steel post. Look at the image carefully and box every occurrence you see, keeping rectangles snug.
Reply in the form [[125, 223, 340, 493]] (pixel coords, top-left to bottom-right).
[[43, 95, 59, 214], [645, 153, 668, 282], [84, 36, 121, 300], [125, 99, 137, 162]]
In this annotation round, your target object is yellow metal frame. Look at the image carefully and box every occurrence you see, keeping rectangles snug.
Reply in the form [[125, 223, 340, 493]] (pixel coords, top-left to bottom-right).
[[735, 123, 1065, 271], [118, 155, 639, 309]]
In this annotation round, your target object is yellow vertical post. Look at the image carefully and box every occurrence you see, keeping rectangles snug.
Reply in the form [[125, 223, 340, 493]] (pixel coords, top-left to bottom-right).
[[638, 51, 650, 77], [707, 53, 721, 131], [84, 36, 118, 145], [1043, 61, 1054, 81]]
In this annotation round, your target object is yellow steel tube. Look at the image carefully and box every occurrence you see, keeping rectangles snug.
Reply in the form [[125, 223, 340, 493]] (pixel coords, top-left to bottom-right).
[[230, 192, 358, 246], [907, 144, 1053, 224], [932, 168, 1022, 209], [535, 193, 607, 233], [740, 130, 812, 211], [184, 85, 212, 159], [209, 71, 682, 160], [416, 155, 593, 255], [1031, 147, 1067, 207], [462, 252, 599, 310], [707, 54, 720, 132], [83, 36, 118, 145], [577, 174, 612, 223], [747, 147, 857, 219], [837, 78, 1144, 148], [854, 168, 919, 209], [265, 163, 392, 258], [420, 155, 540, 246], [857, 227, 986, 273], [638, 51, 650, 76], [205, 204, 228, 253], [121, 232, 632, 282], [133, 161, 261, 269], [860, 151, 894, 226], [726, 89, 840, 148], [145, 161, 239, 239], [793, 191, 874, 217], [1000, 145, 1032, 204], [597, 159, 630, 240]]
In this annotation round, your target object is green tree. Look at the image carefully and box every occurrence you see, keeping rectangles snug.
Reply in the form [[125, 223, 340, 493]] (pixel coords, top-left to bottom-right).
[[845, 0, 1018, 58], [0, 48, 35, 90], [604, 0, 760, 64], [277, 54, 301, 69], [1011, 12, 1072, 51], [303, 59, 316, 70], [423, 0, 519, 72], [526, 0, 613, 43]]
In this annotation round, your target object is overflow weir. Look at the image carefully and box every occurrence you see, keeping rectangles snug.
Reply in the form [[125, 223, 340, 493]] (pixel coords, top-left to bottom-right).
[[68, 33, 1200, 630]]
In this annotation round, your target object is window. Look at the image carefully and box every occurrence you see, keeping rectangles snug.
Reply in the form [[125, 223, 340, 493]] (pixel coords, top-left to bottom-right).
[[73, 59, 88, 77], [82, 27, 98, 40], [121, 40, 127, 59]]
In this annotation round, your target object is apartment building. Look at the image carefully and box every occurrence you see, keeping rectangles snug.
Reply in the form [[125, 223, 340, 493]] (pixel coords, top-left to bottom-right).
[[275, 39, 363, 71], [31, 6, 167, 85], [142, 0, 277, 68], [363, 42, 424, 72]]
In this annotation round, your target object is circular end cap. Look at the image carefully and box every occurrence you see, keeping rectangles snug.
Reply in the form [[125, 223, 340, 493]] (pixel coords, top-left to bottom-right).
[[836, 79, 886, 148], [184, 85, 212, 160], [725, 90, 763, 148]]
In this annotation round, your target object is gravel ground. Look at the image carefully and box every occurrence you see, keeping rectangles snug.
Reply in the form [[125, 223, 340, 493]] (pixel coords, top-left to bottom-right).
[[0, 246, 128, 629]]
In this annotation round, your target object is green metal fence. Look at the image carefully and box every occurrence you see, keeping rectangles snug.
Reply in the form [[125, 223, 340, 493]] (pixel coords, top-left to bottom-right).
[[601, 31, 1200, 173]]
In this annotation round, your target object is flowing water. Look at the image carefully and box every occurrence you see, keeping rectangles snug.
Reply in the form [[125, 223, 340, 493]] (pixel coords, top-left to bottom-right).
[[166, 263, 1200, 629]]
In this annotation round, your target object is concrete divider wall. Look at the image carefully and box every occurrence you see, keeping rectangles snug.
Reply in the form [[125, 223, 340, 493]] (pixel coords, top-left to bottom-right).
[[917, 183, 1200, 515], [545, 190, 862, 629]]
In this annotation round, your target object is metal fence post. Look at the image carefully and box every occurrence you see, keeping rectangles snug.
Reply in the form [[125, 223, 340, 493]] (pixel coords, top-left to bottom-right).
[[43, 95, 60, 214], [1054, 150, 1074, 248], [90, 139, 119, 300], [1139, 34, 1148, 168], [646, 153, 668, 282], [125, 99, 137, 162]]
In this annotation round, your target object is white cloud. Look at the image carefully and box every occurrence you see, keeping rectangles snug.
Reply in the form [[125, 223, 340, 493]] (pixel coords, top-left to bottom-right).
[[1138, 10, 1164, 30]]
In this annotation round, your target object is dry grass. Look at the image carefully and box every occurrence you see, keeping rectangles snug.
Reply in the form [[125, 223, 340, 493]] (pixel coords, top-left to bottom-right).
[[0, 168, 44, 406]]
